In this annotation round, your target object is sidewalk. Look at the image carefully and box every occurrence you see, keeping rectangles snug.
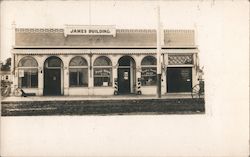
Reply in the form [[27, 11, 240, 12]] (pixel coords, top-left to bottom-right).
[[1, 93, 194, 102], [1, 94, 205, 116]]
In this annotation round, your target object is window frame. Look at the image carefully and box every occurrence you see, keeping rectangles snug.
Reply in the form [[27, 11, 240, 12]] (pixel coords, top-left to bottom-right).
[[93, 56, 113, 87], [18, 57, 38, 88], [141, 56, 157, 86], [69, 56, 89, 87]]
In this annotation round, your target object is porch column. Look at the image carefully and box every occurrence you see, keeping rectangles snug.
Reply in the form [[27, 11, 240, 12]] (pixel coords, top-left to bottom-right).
[[37, 56, 45, 96], [112, 55, 119, 95], [88, 53, 94, 95], [63, 55, 69, 96], [161, 54, 167, 94], [12, 54, 19, 95], [164, 53, 169, 94], [38, 66, 43, 96], [135, 55, 142, 94], [63, 67, 69, 95]]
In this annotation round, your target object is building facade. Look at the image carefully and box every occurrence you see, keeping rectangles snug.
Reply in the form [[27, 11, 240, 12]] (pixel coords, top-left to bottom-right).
[[11, 25, 200, 96]]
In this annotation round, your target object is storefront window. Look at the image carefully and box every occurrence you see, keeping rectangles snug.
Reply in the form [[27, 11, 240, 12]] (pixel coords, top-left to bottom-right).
[[69, 56, 88, 87], [141, 56, 157, 86], [18, 56, 38, 88], [93, 56, 112, 87]]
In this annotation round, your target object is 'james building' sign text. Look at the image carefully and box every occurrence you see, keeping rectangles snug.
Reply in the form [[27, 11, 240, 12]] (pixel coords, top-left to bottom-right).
[[64, 25, 116, 37]]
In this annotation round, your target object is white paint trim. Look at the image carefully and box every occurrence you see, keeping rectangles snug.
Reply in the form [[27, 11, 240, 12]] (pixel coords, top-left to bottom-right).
[[167, 65, 194, 67], [13, 46, 198, 49], [12, 48, 199, 55]]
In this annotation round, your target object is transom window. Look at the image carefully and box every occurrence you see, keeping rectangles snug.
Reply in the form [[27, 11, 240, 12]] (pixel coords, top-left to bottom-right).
[[168, 54, 193, 65], [18, 56, 38, 88], [45, 56, 62, 68], [93, 56, 112, 87], [69, 56, 88, 87], [69, 56, 88, 66], [94, 56, 112, 66], [141, 56, 157, 65], [141, 56, 157, 86], [18, 56, 38, 67]]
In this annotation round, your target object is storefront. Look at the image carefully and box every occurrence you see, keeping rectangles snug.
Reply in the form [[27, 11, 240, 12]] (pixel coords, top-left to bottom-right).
[[11, 25, 200, 96]]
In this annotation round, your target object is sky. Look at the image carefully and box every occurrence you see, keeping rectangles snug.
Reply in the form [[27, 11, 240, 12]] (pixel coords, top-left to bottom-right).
[[1, 1, 249, 156], [1, 0, 221, 63]]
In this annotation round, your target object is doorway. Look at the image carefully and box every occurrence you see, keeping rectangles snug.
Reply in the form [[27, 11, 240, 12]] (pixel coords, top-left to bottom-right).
[[167, 67, 192, 93], [43, 56, 63, 96], [117, 56, 135, 94]]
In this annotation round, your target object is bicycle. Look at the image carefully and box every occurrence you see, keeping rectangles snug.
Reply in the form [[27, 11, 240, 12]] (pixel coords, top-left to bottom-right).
[[13, 87, 23, 97], [191, 79, 204, 99]]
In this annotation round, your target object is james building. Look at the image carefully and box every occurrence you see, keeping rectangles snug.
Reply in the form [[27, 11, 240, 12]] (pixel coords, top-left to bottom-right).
[[11, 24, 201, 96]]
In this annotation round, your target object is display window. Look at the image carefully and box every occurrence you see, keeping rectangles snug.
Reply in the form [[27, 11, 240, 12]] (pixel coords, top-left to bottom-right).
[[18, 56, 38, 88], [93, 56, 112, 87], [141, 56, 157, 86], [69, 56, 88, 87]]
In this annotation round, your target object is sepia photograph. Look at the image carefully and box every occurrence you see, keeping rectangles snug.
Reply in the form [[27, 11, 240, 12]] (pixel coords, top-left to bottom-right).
[[0, 0, 249, 156], [1, 3, 205, 116]]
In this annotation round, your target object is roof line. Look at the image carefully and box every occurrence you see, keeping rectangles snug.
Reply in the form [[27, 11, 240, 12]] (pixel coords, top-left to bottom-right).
[[15, 28, 195, 33], [13, 46, 198, 49]]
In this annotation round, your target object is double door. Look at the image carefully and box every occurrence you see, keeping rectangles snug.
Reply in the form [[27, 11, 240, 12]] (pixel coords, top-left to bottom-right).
[[167, 67, 192, 93]]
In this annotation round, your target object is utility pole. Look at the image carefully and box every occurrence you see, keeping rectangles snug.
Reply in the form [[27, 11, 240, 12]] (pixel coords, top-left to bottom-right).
[[156, 6, 162, 98]]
